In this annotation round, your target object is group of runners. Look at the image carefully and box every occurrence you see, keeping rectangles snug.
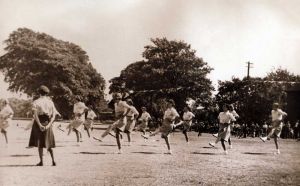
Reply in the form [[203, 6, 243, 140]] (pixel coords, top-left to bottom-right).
[[0, 85, 288, 166]]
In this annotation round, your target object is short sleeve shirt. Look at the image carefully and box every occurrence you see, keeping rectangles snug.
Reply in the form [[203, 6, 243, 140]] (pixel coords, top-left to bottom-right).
[[183, 111, 195, 121], [73, 102, 88, 114], [87, 110, 97, 119], [127, 106, 139, 117], [0, 104, 14, 119], [140, 112, 151, 121], [163, 107, 179, 120], [32, 96, 56, 116], [218, 111, 235, 124], [271, 109, 287, 121], [114, 101, 131, 117]]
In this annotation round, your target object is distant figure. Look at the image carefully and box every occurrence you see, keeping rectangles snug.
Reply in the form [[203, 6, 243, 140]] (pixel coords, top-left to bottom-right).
[[123, 99, 139, 145], [142, 99, 180, 154], [174, 106, 195, 143], [0, 99, 14, 145], [28, 85, 57, 166], [67, 97, 88, 145], [209, 104, 236, 155], [260, 103, 287, 154], [83, 106, 97, 138], [94, 93, 136, 154], [136, 107, 152, 135], [211, 104, 238, 149]]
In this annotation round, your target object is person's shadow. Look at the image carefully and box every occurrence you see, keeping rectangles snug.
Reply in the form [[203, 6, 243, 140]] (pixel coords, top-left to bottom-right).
[[0, 165, 35, 167]]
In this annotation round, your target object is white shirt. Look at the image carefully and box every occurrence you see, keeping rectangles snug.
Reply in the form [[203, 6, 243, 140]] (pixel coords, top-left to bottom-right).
[[140, 112, 151, 121], [73, 102, 88, 114], [87, 110, 97, 120], [218, 111, 236, 124], [271, 109, 287, 121], [32, 96, 56, 116], [163, 107, 179, 120], [0, 104, 14, 119], [183, 111, 195, 121], [114, 101, 131, 117], [126, 106, 139, 117]]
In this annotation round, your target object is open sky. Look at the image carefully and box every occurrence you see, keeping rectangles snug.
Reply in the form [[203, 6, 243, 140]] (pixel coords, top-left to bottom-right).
[[0, 0, 299, 99]]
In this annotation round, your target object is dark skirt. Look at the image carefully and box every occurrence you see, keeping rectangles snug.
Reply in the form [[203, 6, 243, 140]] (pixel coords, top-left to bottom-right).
[[28, 115, 55, 148]]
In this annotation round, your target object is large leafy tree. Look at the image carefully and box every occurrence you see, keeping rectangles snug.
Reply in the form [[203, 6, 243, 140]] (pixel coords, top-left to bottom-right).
[[216, 68, 300, 124], [110, 38, 214, 118], [0, 28, 106, 118]]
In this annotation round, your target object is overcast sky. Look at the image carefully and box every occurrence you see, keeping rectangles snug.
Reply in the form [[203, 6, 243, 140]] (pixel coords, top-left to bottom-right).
[[0, 0, 299, 99]]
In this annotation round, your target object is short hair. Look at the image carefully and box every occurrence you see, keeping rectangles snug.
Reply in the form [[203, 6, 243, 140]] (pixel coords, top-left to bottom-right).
[[167, 99, 175, 106], [38, 85, 50, 96]]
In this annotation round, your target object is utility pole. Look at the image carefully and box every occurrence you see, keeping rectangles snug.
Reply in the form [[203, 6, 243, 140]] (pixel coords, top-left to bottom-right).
[[246, 61, 253, 79]]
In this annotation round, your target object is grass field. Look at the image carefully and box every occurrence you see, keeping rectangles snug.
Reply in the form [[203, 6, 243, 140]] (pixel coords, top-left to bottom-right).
[[0, 120, 300, 186]]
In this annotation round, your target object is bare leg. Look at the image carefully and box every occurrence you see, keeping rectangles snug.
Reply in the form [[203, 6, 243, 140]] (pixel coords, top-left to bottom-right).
[[86, 129, 91, 138], [75, 130, 80, 142], [274, 136, 279, 150], [126, 133, 131, 142], [3, 131, 8, 144], [37, 147, 43, 166], [183, 131, 189, 142], [164, 136, 171, 150], [221, 139, 226, 151], [48, 148, 56, 166], [116, 130, 121, 150]]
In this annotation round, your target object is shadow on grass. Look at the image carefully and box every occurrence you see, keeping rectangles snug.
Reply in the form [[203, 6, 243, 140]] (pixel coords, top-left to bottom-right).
[[10, 154, 33, 157], [192, 152, 218, 155], [0, 164, 35, 167], [139, 144, 158, 147], [97, 144, 117, 147], [132, 151, 161, 154], [243, 152, 270, 155], [202, 146, 216, 149], [77, 152, 107, 155]]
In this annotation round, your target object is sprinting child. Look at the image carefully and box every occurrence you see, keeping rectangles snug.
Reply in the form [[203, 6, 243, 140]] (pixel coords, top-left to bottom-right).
[[260, 103, 287, 154], [124, 99, 139, 145], [174, 106, 195, 143], [0, 99, 14, 145], [67, 97, 88, 145], [142, 99, 179, 154], [212, 104, 239, 149], [84, 106, 97, 138], [209, 104, 236, 154], [136, 107, 151, 135], [94, 93, 135, 154]]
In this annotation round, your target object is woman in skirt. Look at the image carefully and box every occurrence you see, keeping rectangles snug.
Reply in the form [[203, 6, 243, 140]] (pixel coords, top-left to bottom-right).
[[260, 103, 287, 154], [28, 85, 57, 166], [136, 107, 151, 135], [174, 106, 195, 143], [83, 106, 97, 138], [123, 99, 139, 145], [0, 99, 14, 145], [142, 99, 180, 154], [209, 104, 235, 154], [67, 97, 88, 145]]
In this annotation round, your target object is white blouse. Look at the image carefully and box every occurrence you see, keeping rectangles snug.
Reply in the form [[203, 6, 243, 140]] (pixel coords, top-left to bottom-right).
[[218, 111, 236, 124], [0, 104, 14, 119], [163, 107, 179, 120], [183, 111, 195, 121], [271, 109, 287, 121], [32, 96, 56, 116]]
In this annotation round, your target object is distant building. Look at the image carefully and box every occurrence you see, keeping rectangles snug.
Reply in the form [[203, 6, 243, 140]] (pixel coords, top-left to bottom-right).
[[286, 83, 300, 122]]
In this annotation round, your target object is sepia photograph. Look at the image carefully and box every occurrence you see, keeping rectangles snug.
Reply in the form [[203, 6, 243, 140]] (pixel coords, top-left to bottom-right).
[[0, 0, 299, 185]]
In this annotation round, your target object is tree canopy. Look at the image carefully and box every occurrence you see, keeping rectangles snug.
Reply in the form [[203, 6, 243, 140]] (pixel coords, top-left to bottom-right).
[[0, 28, 106, 118], [109, 38, 214, 116], [216, 68, 300, 124]]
